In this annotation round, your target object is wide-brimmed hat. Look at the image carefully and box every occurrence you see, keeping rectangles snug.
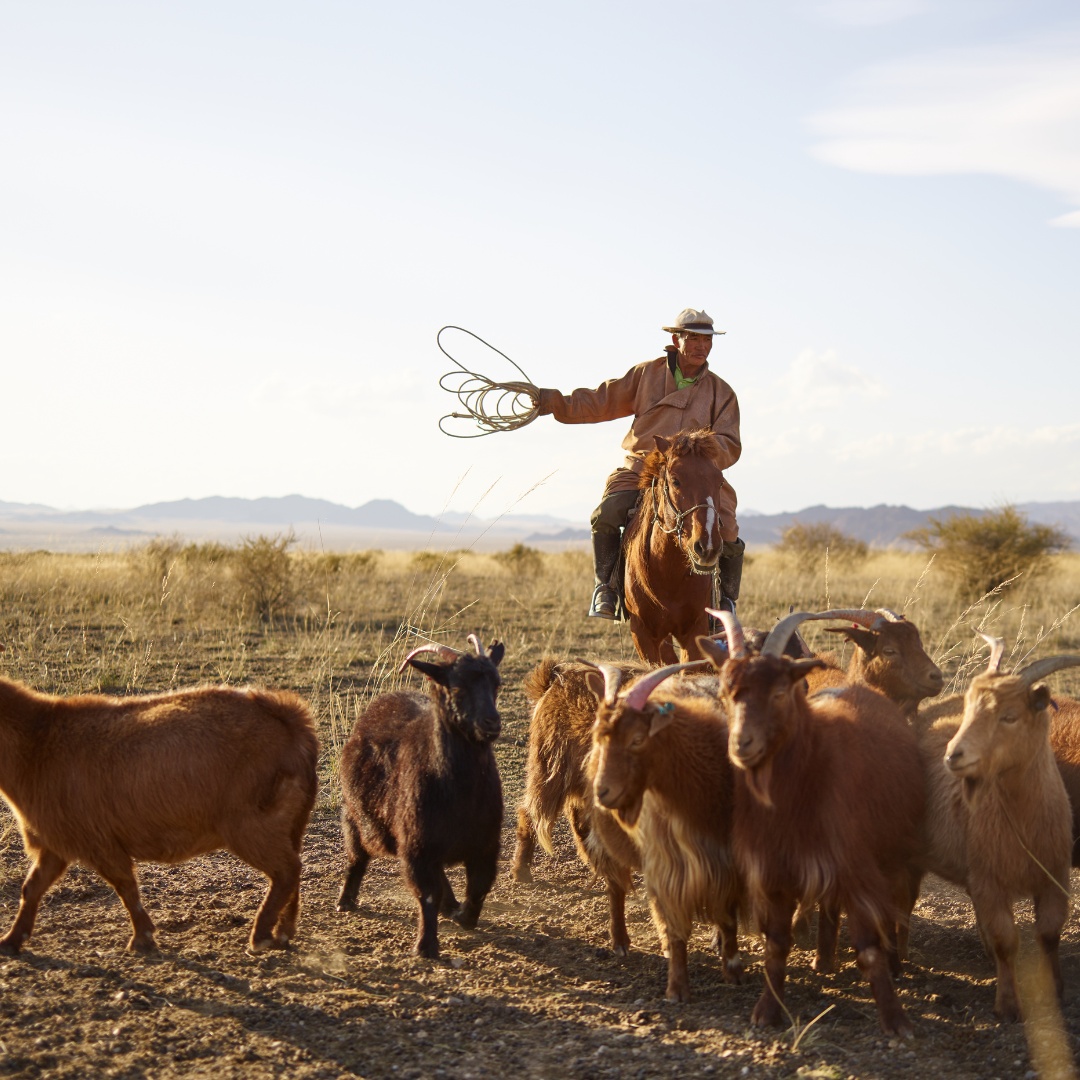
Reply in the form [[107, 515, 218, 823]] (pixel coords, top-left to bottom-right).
[[662, 308, 725, 336]]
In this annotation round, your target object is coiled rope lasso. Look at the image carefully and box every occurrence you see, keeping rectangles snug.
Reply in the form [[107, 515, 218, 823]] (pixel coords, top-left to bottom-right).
[[436, 325, 541, 438]]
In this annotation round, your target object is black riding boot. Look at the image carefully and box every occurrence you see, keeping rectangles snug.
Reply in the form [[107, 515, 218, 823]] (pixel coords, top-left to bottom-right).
[[716, 537, 745, 614], [589, 529, 622, 619]]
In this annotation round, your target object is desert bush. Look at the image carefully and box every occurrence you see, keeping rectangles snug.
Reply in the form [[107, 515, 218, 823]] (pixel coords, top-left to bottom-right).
[[775, 522, 868, 566], [492, 543, 544, 576], [905, 504, 1071, 599], [235, 531, 297, 622]]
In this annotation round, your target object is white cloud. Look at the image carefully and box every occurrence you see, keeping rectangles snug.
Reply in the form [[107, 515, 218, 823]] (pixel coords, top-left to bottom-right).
[[816, 0, 928, 27], [808, 34, 1080, 224], [749, 348, 887, 418]]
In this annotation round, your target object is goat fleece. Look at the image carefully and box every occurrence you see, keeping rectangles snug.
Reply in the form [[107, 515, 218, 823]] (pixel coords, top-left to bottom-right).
[[0, 678, 319, 955]]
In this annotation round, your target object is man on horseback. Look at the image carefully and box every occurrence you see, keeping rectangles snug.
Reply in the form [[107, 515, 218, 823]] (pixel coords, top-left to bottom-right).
[[532, 307, 744, 619]]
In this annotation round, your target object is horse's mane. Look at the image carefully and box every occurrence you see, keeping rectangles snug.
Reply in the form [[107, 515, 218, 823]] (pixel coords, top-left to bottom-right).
[[637, 429, 725, 488]]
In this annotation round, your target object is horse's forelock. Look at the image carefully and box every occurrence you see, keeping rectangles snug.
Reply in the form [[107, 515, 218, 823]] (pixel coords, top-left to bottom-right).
[[639, 429, 722, 489]]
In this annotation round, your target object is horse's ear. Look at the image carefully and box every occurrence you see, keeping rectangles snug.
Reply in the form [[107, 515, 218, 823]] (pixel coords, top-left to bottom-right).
[[652, 435, 671, 454]]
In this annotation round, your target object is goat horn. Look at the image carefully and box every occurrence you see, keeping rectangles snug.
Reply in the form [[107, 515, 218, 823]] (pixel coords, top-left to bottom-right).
[[622, 662, 699, 712], [762, 608, 901, 656], [572, 659, 626, 704], [706, 608, 745, 658], [468, 633, 487, 658], [1014, 654, 1080, 687], [398, 642, 461, 673], [976, 633, 1006, 674]]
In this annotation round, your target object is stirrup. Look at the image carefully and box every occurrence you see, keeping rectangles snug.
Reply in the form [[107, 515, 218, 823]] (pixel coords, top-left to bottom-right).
[[589, 583, 619, 620]]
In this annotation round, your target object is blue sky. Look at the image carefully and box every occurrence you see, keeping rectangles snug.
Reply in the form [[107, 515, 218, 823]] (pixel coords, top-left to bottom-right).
[[2, 0, 1077, 523]]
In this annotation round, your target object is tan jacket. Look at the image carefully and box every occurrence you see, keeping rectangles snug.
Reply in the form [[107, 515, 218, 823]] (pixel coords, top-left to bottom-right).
[[538, 356, 741, 475]]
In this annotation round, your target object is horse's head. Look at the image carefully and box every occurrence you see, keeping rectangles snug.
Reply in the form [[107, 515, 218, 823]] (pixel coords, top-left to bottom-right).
[[641, 430, 726, 572]]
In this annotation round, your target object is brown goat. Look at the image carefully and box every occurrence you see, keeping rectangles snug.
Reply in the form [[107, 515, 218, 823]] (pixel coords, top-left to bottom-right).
[[803, 609, 944, 720], [704, 610, 924, 1037], [1049, 696, 1080, 868], [0, 678, 318, 955], [916, 638, 1077, 1021], [589, 662, 744, 1001]]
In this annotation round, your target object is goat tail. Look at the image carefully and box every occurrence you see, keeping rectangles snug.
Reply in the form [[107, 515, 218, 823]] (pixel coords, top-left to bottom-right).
[[524, 657, 563, 704]]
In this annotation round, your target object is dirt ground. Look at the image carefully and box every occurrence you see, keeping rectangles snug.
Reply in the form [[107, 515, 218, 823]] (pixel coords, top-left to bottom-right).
[[1, 661, 1078, 1080]]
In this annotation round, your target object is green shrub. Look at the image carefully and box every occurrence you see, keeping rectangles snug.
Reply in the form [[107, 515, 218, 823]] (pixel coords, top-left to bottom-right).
[[775, 522, 868, 566], [905, 504, 1071, 598]]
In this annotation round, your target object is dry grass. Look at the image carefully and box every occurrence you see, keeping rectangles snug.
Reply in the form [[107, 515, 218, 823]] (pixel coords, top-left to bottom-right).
[[1, 541, 1078, 807]]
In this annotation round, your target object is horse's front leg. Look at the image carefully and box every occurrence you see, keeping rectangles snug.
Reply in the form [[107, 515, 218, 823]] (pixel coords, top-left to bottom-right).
[[629, 615, 675, 665]]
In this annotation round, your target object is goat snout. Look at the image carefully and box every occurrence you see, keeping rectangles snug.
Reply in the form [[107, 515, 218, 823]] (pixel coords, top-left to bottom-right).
[[729, 725, 764, 768]]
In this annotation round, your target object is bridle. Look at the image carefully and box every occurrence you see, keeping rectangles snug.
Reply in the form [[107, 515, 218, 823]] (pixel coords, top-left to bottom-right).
[[650, 472, 720, 577]]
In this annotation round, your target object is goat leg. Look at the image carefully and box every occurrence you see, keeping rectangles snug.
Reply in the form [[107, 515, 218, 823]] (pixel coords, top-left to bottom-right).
[[1034, 883, 1068, 1003], [710, 901, 746, 985], [0, 849, 68, 954], [336, 816, 371, 912], [970, 887, 1022, 1022], [435, 868, 460, 917], [406, 861, 443, 959], [249, 854, 302, 950], [848, 909, 913, 1037], [813, 900, 841, 974], [751, 897, 796, 1028], [510, 806, 537, 883], [452, 847, 498, 931], [96, 857, 158, 953]]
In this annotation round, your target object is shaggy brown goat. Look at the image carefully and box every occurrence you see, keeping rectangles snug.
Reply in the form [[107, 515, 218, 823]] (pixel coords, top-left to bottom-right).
[[0, 678, 318, 955], [337, 634, 504, 960], [588, 662, 744, 1001], [803, 608, 944, 720], [509, 657, 647, 954], [704, 610, 924, 1037], [916, 637, 1077, 1021]]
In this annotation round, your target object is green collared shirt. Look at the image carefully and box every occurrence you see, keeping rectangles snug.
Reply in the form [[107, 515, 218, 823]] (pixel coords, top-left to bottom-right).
[[673, 365, 699, 390]]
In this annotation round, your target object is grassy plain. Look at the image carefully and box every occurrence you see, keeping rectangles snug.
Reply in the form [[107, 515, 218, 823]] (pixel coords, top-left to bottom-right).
[[0, 540, 1078, 1078]]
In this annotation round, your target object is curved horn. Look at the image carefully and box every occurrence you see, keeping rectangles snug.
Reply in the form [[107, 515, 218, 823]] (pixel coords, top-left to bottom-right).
[[572, 659, 626, 705], [976, 633, 1006, 674], [622, 662, 699, 712], [762, 608, 901, 657], [467, 633, 487, 658], [1014, 654, 1080, 688], [706, 607, 745, 659], [399, 642, 461, 673], [874, 608, 904, 624]]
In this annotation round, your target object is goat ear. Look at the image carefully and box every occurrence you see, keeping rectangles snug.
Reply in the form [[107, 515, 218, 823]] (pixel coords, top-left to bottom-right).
[[584, 670, 606, 702], [826, 626, 876, 653], [649, 709, 674, 738], [487, 641, 505, 667], [653, 434, 671, 454], [695, 636, 728, 667], [789, 658, 826, 681], [407, 658, 450, 685], [1029, 684, 1053, 714]]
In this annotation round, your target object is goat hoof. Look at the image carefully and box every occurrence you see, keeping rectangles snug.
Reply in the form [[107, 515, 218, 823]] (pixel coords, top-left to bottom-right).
[[414, 942, 439, 960], [751, 996, 783, 1029], [0, 937, 23, 956], [724, 958, 747, 985], [127, 935, 158, 954], [336, 897, 357, 913], [510, 865, 533, 884], [248, 937, 281, 955]]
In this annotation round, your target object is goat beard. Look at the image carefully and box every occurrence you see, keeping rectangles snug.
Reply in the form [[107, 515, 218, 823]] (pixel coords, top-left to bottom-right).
[[742, 759, 775, 809]]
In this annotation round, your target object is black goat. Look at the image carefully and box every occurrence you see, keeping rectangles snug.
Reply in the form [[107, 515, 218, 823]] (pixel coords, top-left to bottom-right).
[[336, 634, 505, 958]]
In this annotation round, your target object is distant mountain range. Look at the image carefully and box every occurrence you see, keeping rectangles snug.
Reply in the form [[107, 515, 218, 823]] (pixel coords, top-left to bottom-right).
[[0, 495, 1078, 551]]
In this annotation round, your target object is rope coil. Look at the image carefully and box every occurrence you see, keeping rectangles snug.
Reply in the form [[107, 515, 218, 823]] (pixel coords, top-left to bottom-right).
[[436, 325, 541, 438]]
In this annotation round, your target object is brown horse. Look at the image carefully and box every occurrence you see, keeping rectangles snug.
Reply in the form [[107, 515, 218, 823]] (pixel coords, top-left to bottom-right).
[[622, 430, 729, 664]]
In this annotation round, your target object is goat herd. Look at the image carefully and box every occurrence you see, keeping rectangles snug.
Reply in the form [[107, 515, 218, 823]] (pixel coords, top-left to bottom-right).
[[0, 611, 1078, 1042]]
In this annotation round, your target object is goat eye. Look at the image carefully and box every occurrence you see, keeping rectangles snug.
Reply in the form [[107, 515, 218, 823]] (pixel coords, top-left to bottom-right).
[[882, 648, 898, 657], [671, 478, 681, 490], [1000, 713, 1018, 725]]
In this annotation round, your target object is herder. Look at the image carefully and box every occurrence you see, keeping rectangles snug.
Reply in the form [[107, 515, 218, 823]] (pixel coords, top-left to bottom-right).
[[532, 307, 744, 618]]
